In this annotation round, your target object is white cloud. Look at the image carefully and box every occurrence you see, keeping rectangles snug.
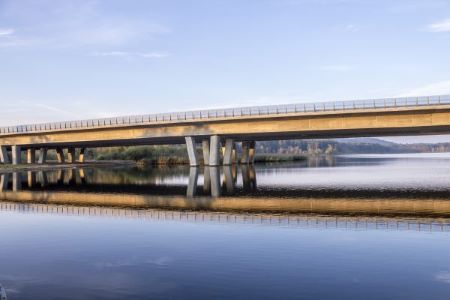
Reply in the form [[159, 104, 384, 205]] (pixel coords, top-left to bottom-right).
[[320, 64, 355, 72], [0, 28, 14, 36], [0, 1, 170, 48], [435, 271, 450, 283], [92, 51, 169, 59], [344, 24, 359, 32], [396, 80, 450, 97], [427, 19, 450, 32]]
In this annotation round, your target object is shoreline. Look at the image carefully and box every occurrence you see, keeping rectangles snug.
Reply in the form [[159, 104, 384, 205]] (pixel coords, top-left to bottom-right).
[[0, 160, 135, 173]]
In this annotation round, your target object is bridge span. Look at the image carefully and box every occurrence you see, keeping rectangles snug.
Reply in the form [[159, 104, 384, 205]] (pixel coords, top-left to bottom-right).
[[1, 95, 450, 166]]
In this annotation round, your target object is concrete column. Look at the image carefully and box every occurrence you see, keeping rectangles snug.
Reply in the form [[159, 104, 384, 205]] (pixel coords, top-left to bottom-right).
[[38, 148, 48, 164], [38, 171, 48, 187], [67, 147, 76, 163], [203, 166, 211, 193], [11, 145, 22, 165], [27, 171, 36, 187], [185, 136, 199, 166], [209, 135, 221, 166], [242, 165, 257, 191], [187, 167, 199, 197], [79, 148, 86, 163], [223, 165, 235, 193], [249, 141, 256, 164], [240, 141, 250, 164], [27, 149, 36, 164], [223, 139, 235, 165], [12, 172, 22, 191], [56, 147, 65, 163], [202, 139, 210, 165], [0, 174, 10, 192], [79, 169, 86, 184], [210, 167, 221, 197], [68, 169, 77, 185], [57, 169, 65, 185], [0, 146, 10, 164]]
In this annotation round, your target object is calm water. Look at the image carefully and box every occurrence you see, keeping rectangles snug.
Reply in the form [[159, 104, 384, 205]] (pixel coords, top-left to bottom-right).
[[1, 154, 450, 299]]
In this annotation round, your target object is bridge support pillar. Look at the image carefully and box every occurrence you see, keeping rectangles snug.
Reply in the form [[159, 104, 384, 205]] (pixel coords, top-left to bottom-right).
[[38, 148, 47, 164], [11, 145, 22, 165], [240, 141, 256, 164], [210, 167, 221, 197], [209, 135, 221, 166], [202, 139, 210, 165], [0, 174, 9, 191], [56, 147, 65, 163], [240, 141, 250, 164], [67, 147, 76, 163], [249, 141, 256, 164], [223, 139, 235, 165], [185, 137, 199, 166], [79, 148, 86, 163], [12, 172, 22, 191], [0, 146, 10, 164], [27, 149, 36, 164], [187, 167, 199, 197]]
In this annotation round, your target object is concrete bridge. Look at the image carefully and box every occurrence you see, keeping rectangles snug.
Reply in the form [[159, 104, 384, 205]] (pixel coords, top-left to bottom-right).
[[1, 95, 450, 166]]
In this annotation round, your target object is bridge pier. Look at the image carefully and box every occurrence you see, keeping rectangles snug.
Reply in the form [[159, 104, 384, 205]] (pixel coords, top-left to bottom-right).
[[56, 147, 65, 163], [79, 148, 86, 163], [27, 149, 36, 164], [11, 145, 22, 165], [67, 147, 76, 163], [38, 148, 47, 164], [223, 139, 235, 165], [202, 139, 210, 165], [209, 135, 221, 166], [0, 146, 10, 164], [240, 141, 256, 164], [185, 136, 199, 166]]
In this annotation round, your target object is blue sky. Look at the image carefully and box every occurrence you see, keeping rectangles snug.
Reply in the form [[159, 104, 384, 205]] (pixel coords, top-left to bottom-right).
[[1, 0, 450, 142]]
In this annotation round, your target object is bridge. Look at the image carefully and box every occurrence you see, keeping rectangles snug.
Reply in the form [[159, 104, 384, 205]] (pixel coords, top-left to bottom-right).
[[1, 95, 450, 166]]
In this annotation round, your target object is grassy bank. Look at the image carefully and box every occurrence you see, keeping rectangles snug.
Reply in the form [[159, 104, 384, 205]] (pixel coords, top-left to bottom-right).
[[254, 154, 307, 163], [0, 161, 134, 173]]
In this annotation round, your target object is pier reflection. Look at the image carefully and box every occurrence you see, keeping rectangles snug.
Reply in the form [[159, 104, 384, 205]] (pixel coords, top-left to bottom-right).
[[1, 164, 450, 219]]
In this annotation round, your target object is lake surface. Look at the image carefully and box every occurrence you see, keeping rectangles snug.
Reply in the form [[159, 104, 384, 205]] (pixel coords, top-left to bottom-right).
[[1, 154, 450, 299]]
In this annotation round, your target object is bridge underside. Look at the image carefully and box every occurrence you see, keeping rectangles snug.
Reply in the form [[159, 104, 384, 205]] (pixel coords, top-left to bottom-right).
[[2, 105, 450, 165]]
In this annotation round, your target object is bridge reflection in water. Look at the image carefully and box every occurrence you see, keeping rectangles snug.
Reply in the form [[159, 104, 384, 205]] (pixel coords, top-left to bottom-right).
[[1, 165, 450, 220]]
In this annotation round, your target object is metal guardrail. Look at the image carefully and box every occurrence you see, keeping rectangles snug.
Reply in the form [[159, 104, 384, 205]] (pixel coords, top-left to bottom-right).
[[1, 95, 450, 136]]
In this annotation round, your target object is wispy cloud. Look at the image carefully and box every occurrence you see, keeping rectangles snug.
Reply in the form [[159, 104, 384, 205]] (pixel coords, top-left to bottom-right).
[[396, 80, 450, 97], [92, 51, 169, 59], [0, 1, 170, 49], [427, 19, 450, 32], [435, 271, 450, 283], [320, 64, 355, 72], [0, 28, 14, 36], [344, 24, 359, 32]]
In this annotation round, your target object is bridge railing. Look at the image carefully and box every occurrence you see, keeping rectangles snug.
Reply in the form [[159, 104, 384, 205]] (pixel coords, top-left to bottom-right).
[[1, 95, 450, 135]]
